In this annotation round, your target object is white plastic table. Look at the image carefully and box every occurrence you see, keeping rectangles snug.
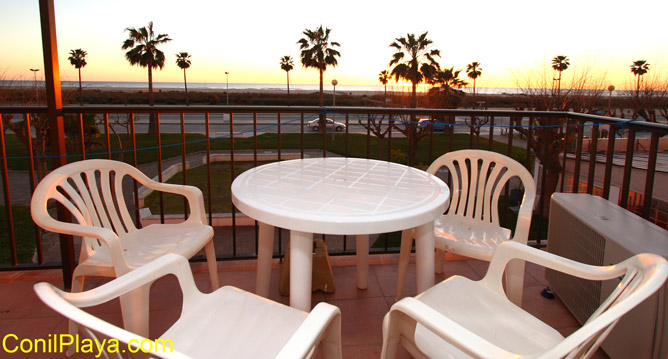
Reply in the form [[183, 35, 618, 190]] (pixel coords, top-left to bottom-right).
[[231, 157, 450, 311]]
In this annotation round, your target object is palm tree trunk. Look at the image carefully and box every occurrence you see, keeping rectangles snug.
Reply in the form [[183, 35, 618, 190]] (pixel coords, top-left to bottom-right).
[[384, 85, 387, 104], [183, 69, 189, 106], [287, 71, 290, 105], [411, 83, 417, 108], [78, 68, 83, 106], [472, 78, 476, 99], [318, 68, 325, 133], [636, 75, 641, 96], [148, 66, 157, 135]]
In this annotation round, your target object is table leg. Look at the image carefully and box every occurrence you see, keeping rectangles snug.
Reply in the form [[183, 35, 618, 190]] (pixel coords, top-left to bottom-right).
[[291, 230, 313, 311], [356, 235, 369, 289], [255, 222, 274, 298], [414, 222, 435, 293]]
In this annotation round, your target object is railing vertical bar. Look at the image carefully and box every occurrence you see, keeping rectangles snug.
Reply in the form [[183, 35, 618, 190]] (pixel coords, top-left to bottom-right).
[[24, 114, 43, 263], [602, 127, 616, 200], [277, 112, 282, 161], [156, 112, 164, 223], [620, 129, 636, 209], [104, 112, 111, 159], [0, 115, 17, 266], [205, 113, 212, 226], [571, 122, 585, 193], [487, 116, 494, 151], [504, 116, 515, 225], [129, 113, 140, 226], [448, 115, 454, 152], [560, 119, 571, 193], [526, 117, 533, 169], [537, 121, 548, 246], [345, 114, 349, 157], [428, 124, 434, 164], [586, 124, 599, 195], [180, 113, 188, 219], [322, 111, 328, 158], [230, 112, 236, 256], [252, 112, 258, 254], [253, 113, 258, 164], [387, 117, 393, 159], [641, 132, 659, 219], [366, 115, 371, 159], [78, 113, 86, 160], [300, 113, 304, 159]]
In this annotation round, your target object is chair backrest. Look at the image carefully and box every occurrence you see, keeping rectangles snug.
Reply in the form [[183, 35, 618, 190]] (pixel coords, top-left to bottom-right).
[[31, 159, 149, 261], [427, 150, 536, 229]]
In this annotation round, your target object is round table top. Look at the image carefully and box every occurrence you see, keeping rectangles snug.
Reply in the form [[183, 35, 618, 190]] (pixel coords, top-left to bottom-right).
[[231, 157, 450, 235]]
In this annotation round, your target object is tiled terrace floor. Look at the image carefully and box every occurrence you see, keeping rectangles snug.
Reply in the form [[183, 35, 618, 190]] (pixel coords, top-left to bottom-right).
[[0, 254, 609, 358]]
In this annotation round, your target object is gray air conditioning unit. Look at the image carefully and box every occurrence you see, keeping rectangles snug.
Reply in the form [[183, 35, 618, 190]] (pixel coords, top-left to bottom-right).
[[546, 193, 668, 359]]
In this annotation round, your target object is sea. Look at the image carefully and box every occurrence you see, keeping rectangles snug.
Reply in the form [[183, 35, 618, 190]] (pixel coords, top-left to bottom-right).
[[3, 80, 524, 95]]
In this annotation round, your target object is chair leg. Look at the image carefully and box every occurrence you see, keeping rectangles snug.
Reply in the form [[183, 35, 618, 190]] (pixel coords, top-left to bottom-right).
[[395, 229, 414, 301], [204, 240, 219, 291], [381, 312, 400, 359], [320, 312, 342, 359], [66, 273, 86, 357], [505, 259, 526, 307], [119, 282, 152, 338], [435, 248, 445, 274]]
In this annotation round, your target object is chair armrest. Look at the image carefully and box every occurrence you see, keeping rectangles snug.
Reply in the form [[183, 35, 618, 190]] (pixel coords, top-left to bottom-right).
[[482, 242, 628, 293], [389, 297, 517, 358], [32, 214, 131, 273], [276, 302, 342, 359], [55, 254, 198, 308], [138, 179, 208, 225]]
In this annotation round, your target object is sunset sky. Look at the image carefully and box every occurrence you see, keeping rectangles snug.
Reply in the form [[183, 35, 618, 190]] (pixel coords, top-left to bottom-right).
[[1, 0, 667, 90]]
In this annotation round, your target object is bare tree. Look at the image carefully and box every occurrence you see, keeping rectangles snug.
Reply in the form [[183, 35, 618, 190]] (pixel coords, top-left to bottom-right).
[[514, 62, 606, 216]]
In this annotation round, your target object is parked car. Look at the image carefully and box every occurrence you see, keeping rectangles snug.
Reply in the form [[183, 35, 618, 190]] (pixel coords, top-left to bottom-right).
[[417, 118, 447, 131], [307, 118, 346, 132]]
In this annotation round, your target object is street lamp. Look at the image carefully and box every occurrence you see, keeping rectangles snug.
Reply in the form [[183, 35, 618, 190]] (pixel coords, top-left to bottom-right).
[[225, 72, 229, 105], [30, 68, 39, 102], [607, 85, 615, 114], [331, 79, 338, 106]]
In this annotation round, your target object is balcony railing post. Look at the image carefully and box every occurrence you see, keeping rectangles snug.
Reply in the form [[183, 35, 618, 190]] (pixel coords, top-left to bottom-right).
[[40, 0, 74, 289]]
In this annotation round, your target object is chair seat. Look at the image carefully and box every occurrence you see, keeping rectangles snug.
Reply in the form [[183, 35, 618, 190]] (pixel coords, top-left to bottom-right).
[[413, 276, 564, 358], [83, 223, 214, 269], [162, 286, 308, 359], [434, 215, 512, 260]]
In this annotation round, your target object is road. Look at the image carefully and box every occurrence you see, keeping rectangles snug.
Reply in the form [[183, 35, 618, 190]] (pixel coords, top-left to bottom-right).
[[106, 112, 514, 137]]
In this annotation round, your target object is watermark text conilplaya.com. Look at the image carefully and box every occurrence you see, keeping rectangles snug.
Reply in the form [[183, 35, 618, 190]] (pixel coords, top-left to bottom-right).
[[3, 333, 173, 357]]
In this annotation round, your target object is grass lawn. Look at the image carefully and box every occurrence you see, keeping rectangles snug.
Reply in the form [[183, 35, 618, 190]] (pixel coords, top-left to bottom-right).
[[3, 132, 529, 171], [0, 205, 38, 264], [144, 161, 267, 215]]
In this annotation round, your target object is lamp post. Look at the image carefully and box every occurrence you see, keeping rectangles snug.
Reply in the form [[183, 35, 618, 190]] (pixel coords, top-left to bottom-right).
[[331, 79, 338, 106], [225, 72, 229, 105], [30, 68, 40, 102], [607, 85, 615, 114]]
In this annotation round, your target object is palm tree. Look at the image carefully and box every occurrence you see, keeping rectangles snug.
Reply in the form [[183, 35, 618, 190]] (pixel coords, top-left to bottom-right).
[[378, 70, 389, 104], [465, 61, 482, 98], [551, 55, 570, 100], [122, 21, 171, 133], [68, 48, 87, 105], [279, 55, 294, 103], [630, 60, 650, 96], [297, 25, 341, 107], [388, 32, 440, 108], [175, 52, 192, 105]]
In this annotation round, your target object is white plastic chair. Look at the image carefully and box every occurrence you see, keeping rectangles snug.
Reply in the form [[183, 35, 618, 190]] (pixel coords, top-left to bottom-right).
[[30, 159, 219, 337], [396, 149, 536, 305], [382, 241, 668, 359], [35, 254, 342, 359]]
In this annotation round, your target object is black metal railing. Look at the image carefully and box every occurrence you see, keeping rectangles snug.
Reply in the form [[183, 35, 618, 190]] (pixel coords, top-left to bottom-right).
[[1, 105, 666, 276]]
